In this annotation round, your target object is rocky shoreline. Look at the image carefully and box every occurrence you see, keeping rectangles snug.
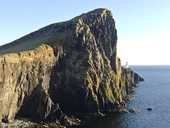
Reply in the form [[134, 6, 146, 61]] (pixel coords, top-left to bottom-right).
[[1, 116, 81, 128]]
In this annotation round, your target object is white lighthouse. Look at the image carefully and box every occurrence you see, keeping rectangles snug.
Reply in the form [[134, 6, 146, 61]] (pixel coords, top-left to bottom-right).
[[126, 62, 129, 68]]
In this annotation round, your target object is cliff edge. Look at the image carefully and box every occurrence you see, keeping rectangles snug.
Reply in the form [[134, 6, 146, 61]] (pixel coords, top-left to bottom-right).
[[0, 8, 143, 127]]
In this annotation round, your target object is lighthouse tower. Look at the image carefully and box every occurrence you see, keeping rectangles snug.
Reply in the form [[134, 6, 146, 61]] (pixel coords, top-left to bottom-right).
[[126, 62, 129, 68]]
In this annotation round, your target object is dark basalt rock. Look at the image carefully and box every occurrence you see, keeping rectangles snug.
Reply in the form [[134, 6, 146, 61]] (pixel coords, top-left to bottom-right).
[[122, 67, 144, 95], [129, 108, 137, 113], [0, 8, 144, 127], [134, 72, 144, 82], [147, 108, 153, 111]]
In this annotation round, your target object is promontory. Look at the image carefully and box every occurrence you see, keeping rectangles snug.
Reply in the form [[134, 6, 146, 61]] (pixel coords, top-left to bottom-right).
[[0, 8, 143, 127]]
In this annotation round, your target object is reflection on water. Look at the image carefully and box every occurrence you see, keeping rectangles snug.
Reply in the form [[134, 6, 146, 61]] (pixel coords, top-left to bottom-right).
[[76, 114, 124, 128], [74, 66, 170, 128]]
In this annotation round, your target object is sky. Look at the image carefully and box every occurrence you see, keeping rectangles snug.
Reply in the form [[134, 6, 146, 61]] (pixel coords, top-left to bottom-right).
[[0, 0, 170, 65]]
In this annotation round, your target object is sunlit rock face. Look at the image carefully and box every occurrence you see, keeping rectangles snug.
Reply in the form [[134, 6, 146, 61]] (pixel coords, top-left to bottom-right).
[[0, 8, 143, 123], [0, 45, 58, 122]]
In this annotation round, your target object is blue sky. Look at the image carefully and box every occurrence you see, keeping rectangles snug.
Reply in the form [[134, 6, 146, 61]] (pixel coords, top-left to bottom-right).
[[1, 0, 170, 65]]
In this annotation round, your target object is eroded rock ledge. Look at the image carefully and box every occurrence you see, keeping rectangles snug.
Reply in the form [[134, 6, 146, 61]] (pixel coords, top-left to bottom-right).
[[0, 8, 143, 127]]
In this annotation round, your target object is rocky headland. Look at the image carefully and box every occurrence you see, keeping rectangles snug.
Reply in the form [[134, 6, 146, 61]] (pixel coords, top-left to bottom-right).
[[0, 8, 143, 127]]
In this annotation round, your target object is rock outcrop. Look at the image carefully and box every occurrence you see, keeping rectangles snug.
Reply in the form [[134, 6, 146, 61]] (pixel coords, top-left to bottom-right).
[[0, 8, 143, 126], [122, 68, 144, 94]]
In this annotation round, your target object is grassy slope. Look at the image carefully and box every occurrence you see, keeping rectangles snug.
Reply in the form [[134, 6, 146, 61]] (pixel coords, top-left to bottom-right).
[[0, 21, 71, 55]]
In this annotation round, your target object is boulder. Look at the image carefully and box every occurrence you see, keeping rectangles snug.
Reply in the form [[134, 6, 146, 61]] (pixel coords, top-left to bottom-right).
[[129, 108, 137, 113], [147, 108, 153, 111]]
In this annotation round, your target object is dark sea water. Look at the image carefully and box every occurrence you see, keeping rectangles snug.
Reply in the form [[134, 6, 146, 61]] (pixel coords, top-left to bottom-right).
[[78, 66, 170, 128]]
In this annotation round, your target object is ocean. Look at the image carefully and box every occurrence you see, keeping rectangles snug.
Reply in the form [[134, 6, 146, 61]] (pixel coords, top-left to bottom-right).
[[78, 66, 170, 128]]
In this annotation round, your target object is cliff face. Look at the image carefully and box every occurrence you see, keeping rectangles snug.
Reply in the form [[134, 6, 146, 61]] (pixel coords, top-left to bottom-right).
[[0, 8, 143, 124], [0, 45, 58, 122], [49, 9, 120, 114]]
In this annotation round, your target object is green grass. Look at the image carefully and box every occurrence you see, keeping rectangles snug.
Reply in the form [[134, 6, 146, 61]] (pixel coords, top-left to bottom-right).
[[0, 31, 69, 55], [0, 35, 51, 55]]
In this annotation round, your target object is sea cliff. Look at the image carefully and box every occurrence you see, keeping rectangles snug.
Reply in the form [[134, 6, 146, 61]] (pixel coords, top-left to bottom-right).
[[0, 8, 143, 127]]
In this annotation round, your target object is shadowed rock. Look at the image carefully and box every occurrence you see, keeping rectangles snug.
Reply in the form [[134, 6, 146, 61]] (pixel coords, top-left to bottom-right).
[[147, 107, 153, 111], [129, 108, 137, 113]]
